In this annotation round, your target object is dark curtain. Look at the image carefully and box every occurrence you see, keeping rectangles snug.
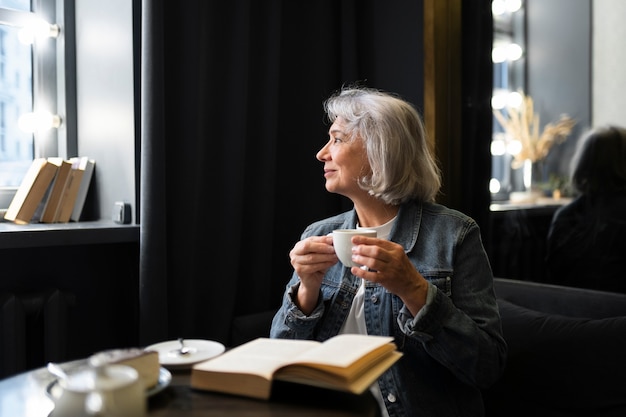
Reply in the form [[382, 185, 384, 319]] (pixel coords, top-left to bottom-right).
[[460, 1, 494, 247], [138, 0, 490, 347]]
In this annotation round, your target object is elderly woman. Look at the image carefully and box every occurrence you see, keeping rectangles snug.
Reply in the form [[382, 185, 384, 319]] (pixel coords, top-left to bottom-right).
[[270, 86, 506, 417]]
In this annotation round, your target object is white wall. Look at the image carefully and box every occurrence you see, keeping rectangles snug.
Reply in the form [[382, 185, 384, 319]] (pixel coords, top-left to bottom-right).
[[593, 0, 626, 126], [74, 0, 136, 222]]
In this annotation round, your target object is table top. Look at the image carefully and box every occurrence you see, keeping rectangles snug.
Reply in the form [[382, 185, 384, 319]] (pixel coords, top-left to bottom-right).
[[0, 361, 380, 417]]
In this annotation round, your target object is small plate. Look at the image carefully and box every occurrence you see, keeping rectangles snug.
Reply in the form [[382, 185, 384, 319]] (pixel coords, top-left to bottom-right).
[[147, 367, 172, 396], [146, 339, 225, 370], [46, 367, 172, 399]]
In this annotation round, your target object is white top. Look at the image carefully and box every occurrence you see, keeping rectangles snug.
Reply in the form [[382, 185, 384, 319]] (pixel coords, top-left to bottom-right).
[[338, 216, 396, 417]]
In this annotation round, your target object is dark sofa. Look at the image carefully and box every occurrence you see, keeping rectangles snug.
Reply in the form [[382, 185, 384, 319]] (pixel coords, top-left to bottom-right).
[[231, 278, 626, 416], [484, 278, 626, 417]]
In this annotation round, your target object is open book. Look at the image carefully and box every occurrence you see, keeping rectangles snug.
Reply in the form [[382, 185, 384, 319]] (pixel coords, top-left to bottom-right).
[[190, 334, 402, 400]]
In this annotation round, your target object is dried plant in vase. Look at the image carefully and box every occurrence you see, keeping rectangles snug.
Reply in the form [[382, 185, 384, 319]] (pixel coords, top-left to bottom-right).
[[493, 91, 576, 169]]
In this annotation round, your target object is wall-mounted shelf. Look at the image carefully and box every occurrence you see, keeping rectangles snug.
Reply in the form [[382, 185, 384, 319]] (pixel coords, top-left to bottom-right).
[[0, 220, 139, 249]]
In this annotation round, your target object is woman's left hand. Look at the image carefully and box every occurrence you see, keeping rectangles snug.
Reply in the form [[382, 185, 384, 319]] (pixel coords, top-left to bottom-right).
[[350, 235, 429, 315]]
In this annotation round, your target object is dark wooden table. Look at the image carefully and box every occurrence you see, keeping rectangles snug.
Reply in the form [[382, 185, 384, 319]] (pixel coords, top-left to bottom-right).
[[0, 360, 380, 416]]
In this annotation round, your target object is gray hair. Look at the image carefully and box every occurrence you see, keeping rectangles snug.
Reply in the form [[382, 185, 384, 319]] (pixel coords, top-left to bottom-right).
[[323, 87, 441, 204]]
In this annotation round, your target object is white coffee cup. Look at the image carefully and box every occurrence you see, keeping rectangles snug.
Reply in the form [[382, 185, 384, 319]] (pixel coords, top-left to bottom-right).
[[51, 364, 146, 417], [332, 229, 377, 268]]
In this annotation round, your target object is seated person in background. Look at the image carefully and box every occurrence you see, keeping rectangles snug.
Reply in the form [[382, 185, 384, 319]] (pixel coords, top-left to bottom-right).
[[270, 86, 506, 417], [545, 125, 626, 293]]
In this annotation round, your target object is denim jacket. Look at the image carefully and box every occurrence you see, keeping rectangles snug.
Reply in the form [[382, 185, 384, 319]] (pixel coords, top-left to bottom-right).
[[270, 200, 507, 417]]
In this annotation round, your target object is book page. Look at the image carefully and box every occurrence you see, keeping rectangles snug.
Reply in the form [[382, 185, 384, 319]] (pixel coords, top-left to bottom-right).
[[276, 350, 402, 394], [193, 338, 320, 379], [288, 334, 394, 368]]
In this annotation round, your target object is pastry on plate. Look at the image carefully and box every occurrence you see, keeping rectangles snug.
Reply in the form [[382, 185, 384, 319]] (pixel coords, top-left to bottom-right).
[[89, 348, 160, 389]]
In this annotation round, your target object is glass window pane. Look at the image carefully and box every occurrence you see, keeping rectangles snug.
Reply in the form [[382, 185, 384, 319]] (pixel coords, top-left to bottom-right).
[[0, 1, 31, 12], [0, 23, 33, 187]]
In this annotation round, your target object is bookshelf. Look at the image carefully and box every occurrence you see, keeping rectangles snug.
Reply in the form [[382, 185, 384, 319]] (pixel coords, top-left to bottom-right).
[[0, 220, 138, 249]]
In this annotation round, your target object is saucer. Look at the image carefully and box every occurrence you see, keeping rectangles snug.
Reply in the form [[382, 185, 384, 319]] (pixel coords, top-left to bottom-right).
[[146, 339, 225, 369], [47, 367, 171, 399]]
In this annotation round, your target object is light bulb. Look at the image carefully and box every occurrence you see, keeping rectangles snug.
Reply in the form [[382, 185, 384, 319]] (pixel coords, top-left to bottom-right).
[[507, 91, 523, 108], [492, 45, 507, 63], [491, 89, 510, 109], [506, 43, 523, 61], [493, 0, 523, 16], [490, 178, 502, 194], [507, 140, 522, 156], [492, 0, 506, 16], [18, 19, 60, 45], [493, 43, 523, 63], [18, 111, 62, 133], [505, 0, 522, 13], [491, 139, 507, 156]]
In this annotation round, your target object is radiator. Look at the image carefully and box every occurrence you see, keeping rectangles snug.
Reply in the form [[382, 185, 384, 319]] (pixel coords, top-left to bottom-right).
[[0, 290, 73, 378], [0, 293, 25, 377]]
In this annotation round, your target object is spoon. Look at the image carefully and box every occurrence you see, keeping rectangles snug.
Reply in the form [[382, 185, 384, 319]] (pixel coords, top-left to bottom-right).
[[177, 338, 192, 355], [47, 362, 69, 380], [167, 338, 197, 357]]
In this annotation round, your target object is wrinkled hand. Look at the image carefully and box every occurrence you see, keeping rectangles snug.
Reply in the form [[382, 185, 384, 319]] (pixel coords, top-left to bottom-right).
[[350, 236, 429, 315], [289, 235, 338, 314]]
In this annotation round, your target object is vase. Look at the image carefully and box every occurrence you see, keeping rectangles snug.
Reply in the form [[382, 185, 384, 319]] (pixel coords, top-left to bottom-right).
[[522, 159, 533, 191], [510, 159, 542, 203]]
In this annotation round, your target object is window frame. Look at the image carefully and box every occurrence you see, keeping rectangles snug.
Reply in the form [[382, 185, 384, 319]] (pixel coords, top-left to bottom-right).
[[0, 0, 76, 210]]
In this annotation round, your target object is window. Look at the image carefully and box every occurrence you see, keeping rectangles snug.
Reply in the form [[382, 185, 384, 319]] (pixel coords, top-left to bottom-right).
[[0, 0, 68, 209]]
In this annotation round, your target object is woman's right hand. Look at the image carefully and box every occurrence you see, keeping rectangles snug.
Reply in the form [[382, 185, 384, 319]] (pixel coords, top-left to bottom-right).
[[289, 235, 337, 314]]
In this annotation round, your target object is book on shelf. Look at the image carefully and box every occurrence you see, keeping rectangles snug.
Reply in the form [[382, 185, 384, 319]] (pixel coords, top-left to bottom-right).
[[39, 158, 73, 223], [3, 158, 60, 224], [69, 158, 95, 222], [56, 157, 93, 223], [30, 175, 54, 223], [190, 334, 402, 400]]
